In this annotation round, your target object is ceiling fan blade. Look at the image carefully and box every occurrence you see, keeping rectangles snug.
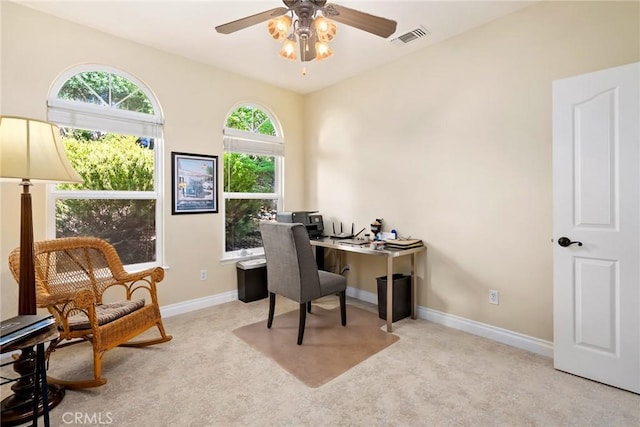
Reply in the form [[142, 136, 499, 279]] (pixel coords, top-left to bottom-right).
[[300, 33, 317, 62], [323, 3, 397, 38], [215, 7, 289, 34]]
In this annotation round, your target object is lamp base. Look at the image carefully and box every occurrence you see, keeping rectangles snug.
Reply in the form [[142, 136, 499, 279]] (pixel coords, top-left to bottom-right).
[[0, 385, 65, 427], [0, 346, 65, 426]]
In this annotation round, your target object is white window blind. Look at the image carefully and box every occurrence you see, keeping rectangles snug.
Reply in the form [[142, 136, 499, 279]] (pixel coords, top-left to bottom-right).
[[48, 99, 163, 138], [223, 128, 283, 156]]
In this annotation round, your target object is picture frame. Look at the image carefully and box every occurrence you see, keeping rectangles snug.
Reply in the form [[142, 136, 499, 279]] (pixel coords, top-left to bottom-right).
[[171, 152, 218, 214]]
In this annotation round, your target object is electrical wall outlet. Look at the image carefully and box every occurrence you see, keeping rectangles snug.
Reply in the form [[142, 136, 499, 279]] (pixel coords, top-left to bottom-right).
[[200, 270, 207, 281], [489, 290, 499, 305]]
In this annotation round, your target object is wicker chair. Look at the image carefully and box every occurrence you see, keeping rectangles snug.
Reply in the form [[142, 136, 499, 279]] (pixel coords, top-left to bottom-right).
[[8, 237, 172, 389]]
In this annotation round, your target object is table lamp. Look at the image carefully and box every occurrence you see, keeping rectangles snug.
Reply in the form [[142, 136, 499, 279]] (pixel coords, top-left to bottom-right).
[[0, 115, 83, 425]]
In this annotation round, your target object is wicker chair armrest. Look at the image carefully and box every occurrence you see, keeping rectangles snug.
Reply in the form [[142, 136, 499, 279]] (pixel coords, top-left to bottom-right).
[[38, 289, 95, 310], [112, 266, 165, 284], [105, 266, 164, 305], [38, 289, 97, 335]]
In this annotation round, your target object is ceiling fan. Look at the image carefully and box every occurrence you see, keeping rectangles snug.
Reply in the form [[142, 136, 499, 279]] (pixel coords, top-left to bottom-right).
[[215, 0, 397, 63]]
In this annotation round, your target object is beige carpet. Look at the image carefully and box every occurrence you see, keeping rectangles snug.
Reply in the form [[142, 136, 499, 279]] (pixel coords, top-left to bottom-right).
[[3, 297, 638, 426], [232, 305, 399, 388]]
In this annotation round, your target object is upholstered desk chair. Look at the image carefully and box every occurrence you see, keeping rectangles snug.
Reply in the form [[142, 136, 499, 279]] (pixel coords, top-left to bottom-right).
[[259, 222, 347, 345]]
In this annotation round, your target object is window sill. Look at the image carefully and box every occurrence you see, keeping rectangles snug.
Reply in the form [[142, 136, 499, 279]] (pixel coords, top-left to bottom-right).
[[126, 262, 169, 272], [220, 249, 265, 265]]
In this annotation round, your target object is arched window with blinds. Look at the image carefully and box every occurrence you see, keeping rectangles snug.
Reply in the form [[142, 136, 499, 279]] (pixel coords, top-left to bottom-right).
[[223, 104, 284, 258], [47, 65, 164, 267]]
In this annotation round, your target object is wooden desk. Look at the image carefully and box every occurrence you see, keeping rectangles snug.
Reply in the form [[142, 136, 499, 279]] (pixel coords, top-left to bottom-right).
[[310, 238, 426, 332]]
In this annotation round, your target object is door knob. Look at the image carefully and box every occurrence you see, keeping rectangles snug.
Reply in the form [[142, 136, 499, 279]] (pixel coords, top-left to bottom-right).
[[558, 237, 583, 247]]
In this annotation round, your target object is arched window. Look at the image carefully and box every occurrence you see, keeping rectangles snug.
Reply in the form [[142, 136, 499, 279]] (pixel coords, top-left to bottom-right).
[[47, 65, 164, 267], [223, 104, 283, 258]]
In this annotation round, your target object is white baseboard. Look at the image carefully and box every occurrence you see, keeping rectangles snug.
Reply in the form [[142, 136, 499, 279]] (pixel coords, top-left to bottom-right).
[[160, 290, 238, 318], [2, 288, 552, 362], [346, 286, 378, 305], [346, 286, 554, 358], [421, 307, 553, 358]]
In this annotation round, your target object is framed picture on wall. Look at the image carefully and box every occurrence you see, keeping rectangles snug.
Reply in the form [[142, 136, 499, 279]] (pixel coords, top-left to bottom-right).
[[171, 152, 218, 214]]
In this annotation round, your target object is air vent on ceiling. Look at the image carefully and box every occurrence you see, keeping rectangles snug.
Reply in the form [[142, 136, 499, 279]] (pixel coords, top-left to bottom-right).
[[391, 25, 429, 46]]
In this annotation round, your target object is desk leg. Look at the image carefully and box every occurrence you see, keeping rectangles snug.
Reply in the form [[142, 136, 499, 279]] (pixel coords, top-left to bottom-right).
[[411, 253, 417, 319], [315, 246, 325, 270], [37, 343, 50, 427], [386, 256, 393, 333]]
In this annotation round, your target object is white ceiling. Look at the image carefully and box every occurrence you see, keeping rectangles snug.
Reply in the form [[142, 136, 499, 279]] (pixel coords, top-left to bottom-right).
[[16, 1, 536, 94]]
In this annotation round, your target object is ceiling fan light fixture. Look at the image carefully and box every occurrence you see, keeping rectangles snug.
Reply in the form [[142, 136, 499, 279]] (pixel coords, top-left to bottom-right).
[[279, 33, 297, 60], [267, 15, 292, 41], [315, 41, 333, 61], [314, 16, 337, 42], [216, 0, 397, 67]]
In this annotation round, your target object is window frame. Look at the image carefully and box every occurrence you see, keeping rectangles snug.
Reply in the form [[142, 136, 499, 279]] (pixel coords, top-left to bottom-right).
[[46, 65, 165, 270], [222, 104, 284, 261]]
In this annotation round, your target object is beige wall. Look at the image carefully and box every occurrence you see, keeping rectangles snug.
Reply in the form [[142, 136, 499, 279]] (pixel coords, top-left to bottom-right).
[[1, 2, 638, 343], [303, 1, 639, 341], [0, 2, 305, 318]]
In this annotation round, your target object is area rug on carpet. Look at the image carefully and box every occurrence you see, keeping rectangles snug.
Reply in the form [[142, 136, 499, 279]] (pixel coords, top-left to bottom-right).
[[232, 305, 399, 388]]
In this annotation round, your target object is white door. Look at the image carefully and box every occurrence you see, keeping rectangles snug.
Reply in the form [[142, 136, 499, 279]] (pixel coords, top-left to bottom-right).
[[553, 62, 639, 394]]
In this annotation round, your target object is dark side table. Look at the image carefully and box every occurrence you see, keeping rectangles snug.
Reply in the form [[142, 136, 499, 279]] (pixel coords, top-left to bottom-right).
[[1, 324, 65, 427]]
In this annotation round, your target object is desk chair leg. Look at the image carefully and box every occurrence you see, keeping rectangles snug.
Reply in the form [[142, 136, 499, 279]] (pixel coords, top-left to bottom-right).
[[267, 292, 276, 329], [339, 291, 347, 326], [306, 301, 312, 313], [297, 303, 307, 345]]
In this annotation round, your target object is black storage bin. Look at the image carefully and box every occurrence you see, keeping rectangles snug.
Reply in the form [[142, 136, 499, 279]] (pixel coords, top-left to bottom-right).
[[377, 273, 411, 322], [237, 258, 268, 303]]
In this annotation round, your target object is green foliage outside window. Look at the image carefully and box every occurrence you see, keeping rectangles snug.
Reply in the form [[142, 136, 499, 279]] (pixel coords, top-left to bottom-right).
[[225, 106, 275, 136], [58, 71, 154, 114], [57, 131, 156, 264], [59, 132, 154, 191]]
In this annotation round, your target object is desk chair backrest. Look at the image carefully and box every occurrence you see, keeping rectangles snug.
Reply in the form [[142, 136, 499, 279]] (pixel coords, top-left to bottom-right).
[[259, 222, 321, 304]]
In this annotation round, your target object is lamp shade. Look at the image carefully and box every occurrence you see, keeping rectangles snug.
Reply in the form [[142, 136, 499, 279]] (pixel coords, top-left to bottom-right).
[[0, 116, 82, 183]]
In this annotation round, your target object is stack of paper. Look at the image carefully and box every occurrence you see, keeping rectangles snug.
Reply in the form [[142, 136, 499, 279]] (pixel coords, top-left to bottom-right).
[[0, 314, 55, 347], [384, 239, 424, 249]]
